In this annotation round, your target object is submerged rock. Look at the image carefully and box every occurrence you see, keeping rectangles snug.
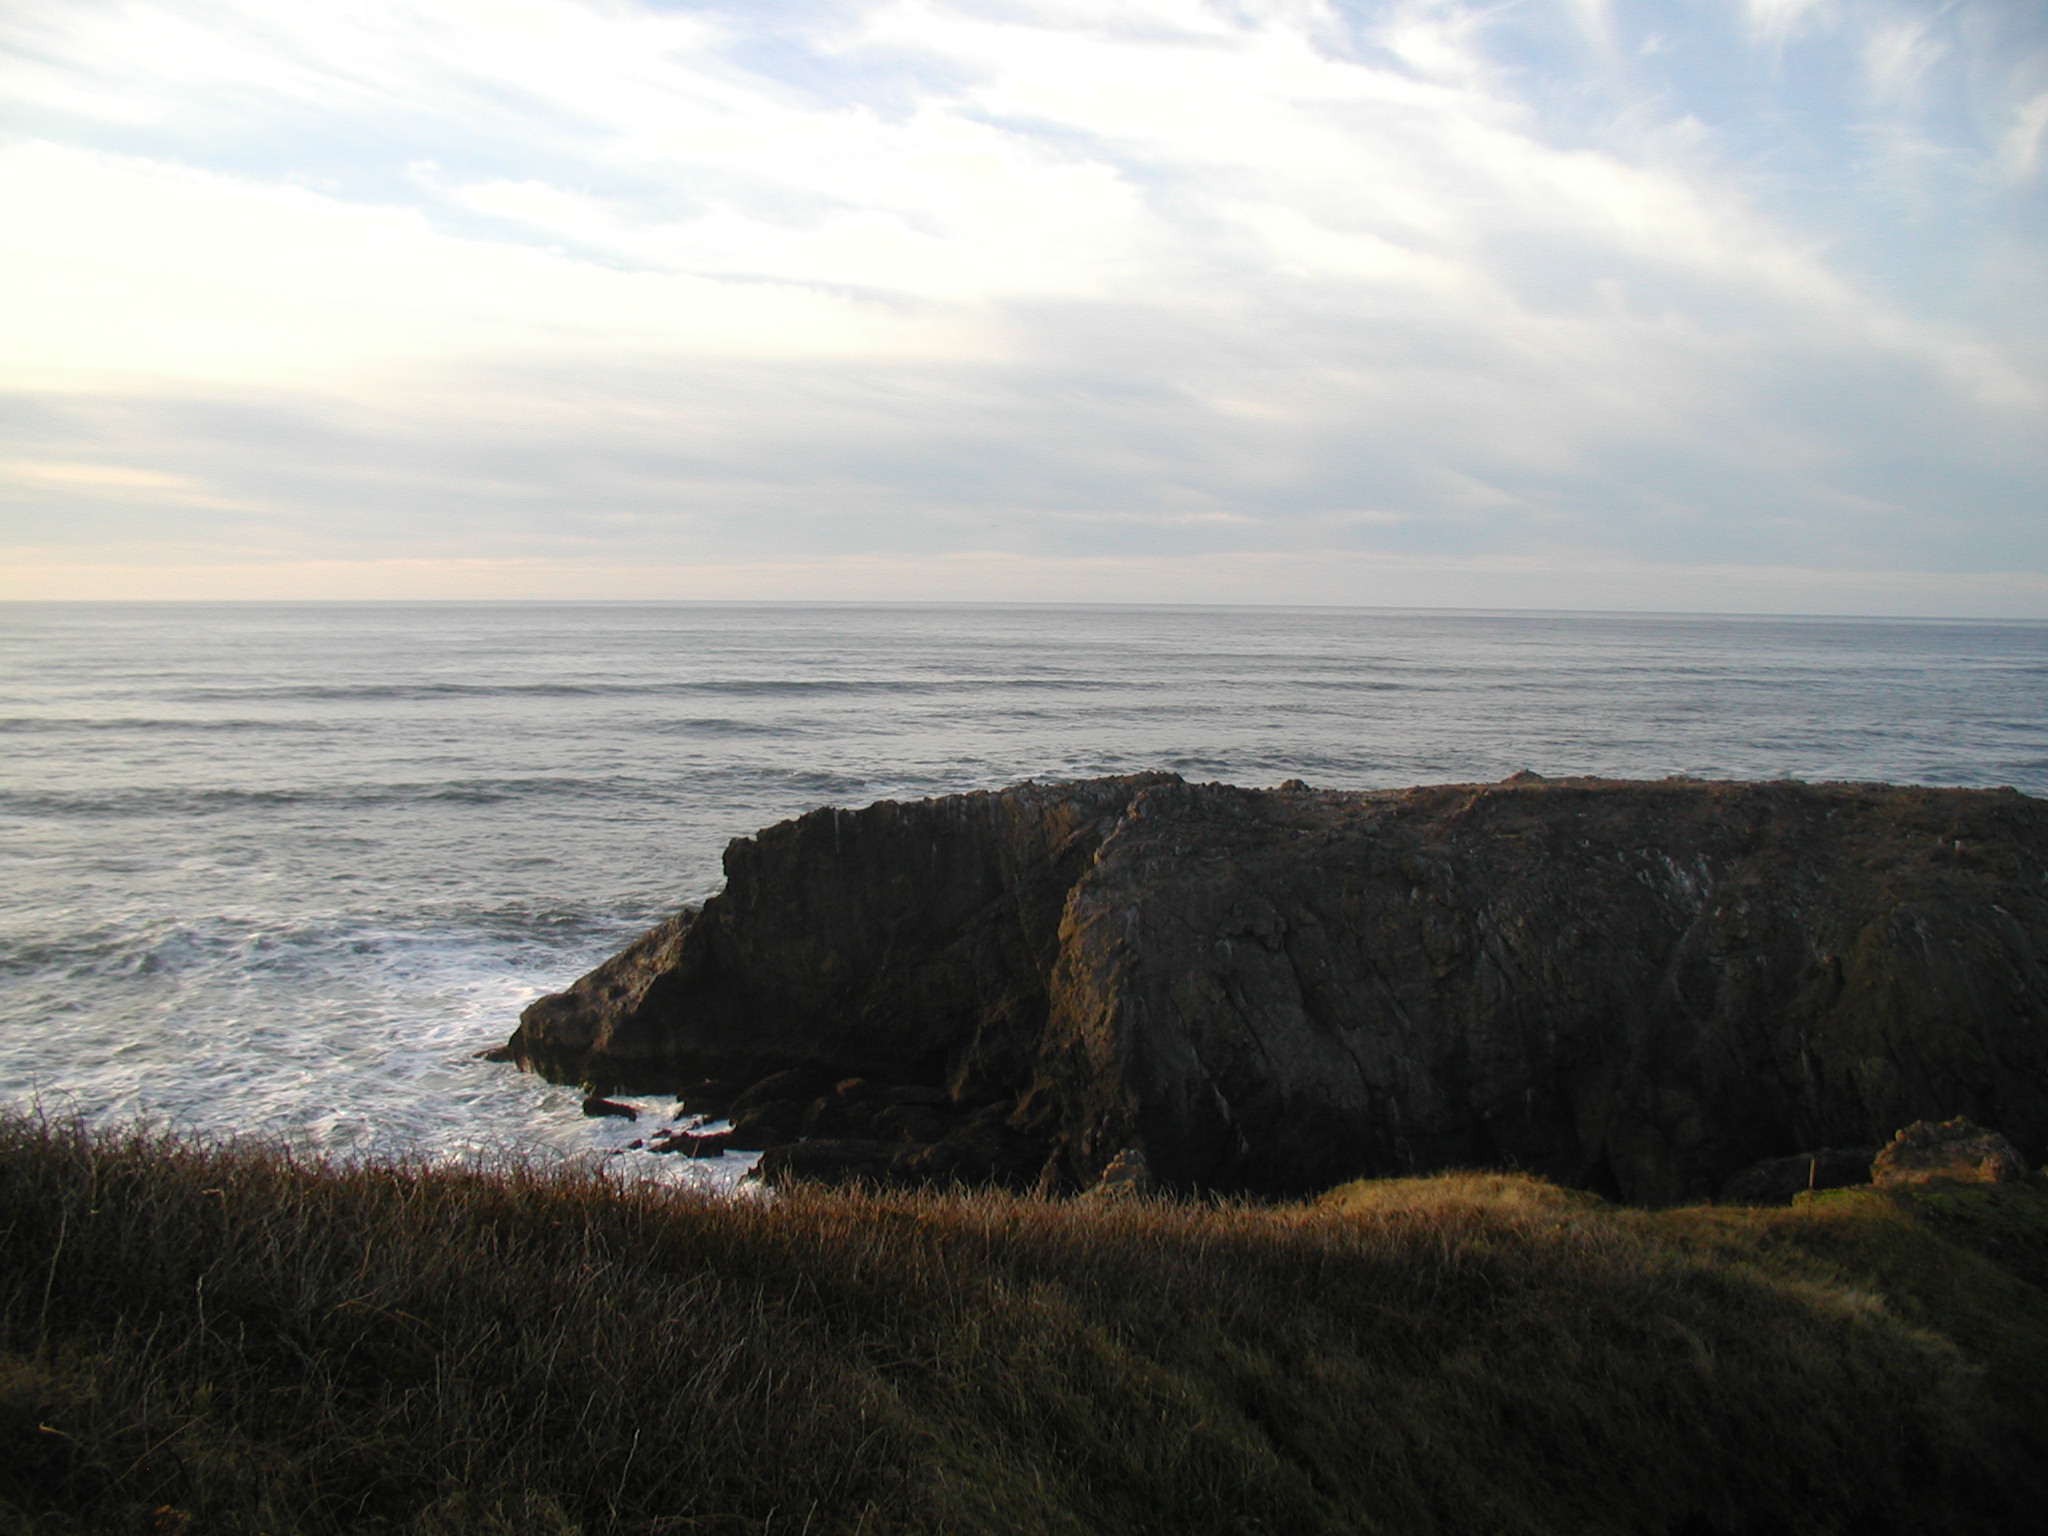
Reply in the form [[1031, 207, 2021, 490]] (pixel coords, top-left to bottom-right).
[[498, 775, 2048, 1202], [1872, 1117, 2029, 1188]]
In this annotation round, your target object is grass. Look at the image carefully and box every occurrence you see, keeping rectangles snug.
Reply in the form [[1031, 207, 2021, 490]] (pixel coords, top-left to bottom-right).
[[3, 1114, 2045, 1535]]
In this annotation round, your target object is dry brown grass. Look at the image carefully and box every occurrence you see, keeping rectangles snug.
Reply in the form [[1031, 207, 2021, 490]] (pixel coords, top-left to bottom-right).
[[3, 1116, 2043, 1535]]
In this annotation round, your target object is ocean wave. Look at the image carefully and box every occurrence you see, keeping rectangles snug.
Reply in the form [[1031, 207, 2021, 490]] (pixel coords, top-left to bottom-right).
[[0, 777, 648, 818], [0, 903, 659, 988], [162, 677, 1133, 703], [0, 716, 340, 735], [641, 717, 815, 737]]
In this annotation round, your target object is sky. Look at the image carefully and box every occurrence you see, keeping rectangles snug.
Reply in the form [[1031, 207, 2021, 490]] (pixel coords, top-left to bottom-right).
[[1, 0, 2044, 613]]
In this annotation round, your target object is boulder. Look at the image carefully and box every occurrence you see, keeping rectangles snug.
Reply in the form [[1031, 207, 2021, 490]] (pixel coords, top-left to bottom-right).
[[579, 1096, 638, 1121], [500, 776, 2048, 1202], [1872, 1117, 2029, 1188], [723, 1101, 807, 1151], [648, 1130, 731, 1158]]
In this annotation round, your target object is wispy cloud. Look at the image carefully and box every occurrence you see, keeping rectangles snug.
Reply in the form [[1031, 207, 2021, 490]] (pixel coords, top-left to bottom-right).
[[1, 0, 2043, 610]]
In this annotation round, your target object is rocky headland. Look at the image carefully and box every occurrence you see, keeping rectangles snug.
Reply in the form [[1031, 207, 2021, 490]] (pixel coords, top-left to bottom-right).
[[493, 774, 2048, 1203]]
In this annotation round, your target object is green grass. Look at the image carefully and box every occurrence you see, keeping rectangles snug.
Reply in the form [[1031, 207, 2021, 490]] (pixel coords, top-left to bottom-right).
[[3, 1115, 2045, 1535]]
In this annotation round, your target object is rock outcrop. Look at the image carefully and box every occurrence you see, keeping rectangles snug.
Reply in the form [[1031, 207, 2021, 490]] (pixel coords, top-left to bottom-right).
[[1871, 1117, 2030, 1188], [496, 775, 2048, 1202]]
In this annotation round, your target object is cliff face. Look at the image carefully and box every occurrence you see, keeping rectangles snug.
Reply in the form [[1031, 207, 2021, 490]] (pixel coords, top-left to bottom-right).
[[504, 775, 1170, 1095], [498, 775, 2048, 1202]]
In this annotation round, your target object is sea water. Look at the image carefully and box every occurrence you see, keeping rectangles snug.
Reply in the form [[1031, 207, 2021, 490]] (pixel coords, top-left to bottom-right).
[[4, 602, 2046, 1181]]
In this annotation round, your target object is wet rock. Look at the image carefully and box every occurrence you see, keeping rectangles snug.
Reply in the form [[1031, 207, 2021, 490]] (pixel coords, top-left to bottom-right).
[[579, 1096, 638, 1120], [503, 776, 2048, 1202], [1872, 1117, 2029, 1188], [649, 1130, 730, 1158], [675, 1079, 738, 1117], [723, 1101, 806, 1151], [1719, 1147, 1878, 1204]]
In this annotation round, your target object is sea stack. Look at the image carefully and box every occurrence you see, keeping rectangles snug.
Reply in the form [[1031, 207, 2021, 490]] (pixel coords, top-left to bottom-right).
[[496, 774, 2048, 1203]]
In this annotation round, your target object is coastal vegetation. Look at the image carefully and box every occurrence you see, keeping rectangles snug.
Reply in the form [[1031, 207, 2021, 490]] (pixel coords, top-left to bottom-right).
[[4, 1113, 2047, 1534]]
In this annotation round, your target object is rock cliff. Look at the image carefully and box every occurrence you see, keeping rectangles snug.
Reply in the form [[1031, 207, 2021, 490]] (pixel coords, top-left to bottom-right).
[[495, 775, 2048, 1203]]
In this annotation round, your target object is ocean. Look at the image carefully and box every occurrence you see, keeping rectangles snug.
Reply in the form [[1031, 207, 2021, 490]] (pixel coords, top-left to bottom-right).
[[4, 602, 2045, 1184]]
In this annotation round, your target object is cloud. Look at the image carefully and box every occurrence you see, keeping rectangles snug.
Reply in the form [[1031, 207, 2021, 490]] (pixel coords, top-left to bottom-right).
[[2003, 90, 2048, 180], [1743, 0, 1830, 53], [0, 0, 2043, 611]]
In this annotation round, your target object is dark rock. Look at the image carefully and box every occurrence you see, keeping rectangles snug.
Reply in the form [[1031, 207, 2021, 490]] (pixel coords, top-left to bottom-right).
[[649, 1130, 731, 1158], [579, 1095, 638, 1120], [754, 1139, 916, 1187], [729, 1069, 832, 1120], [1719, 1147, 1878, 1204], [675, 1079, 738, 1117], [894, 1132, 1049, 1190], [501, 775, 2048, 1202], [501, 776, 1169, 1097], [878, 1085, 953, 1108], [887, 1099, 1049, 1189], [1872, 1117, 2029, 1188], [801, 1095, 879, 1139], [505, 909, 697, 1088], [870, 1102, 951, 1143], [724, 1101, 806, 1151]]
